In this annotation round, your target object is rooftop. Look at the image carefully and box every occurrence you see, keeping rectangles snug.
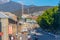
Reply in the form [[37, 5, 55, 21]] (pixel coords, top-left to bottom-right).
[[0, 12, 8, 18]]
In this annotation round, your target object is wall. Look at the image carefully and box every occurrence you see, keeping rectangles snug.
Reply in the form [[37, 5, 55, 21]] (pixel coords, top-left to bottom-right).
[[1, 18, 9, 40]]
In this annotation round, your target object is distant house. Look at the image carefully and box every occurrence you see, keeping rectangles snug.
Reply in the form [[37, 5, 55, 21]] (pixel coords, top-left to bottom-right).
[[32, 11, 44, 16], [29, 11, 44, 20], [0, 12, 18, 40], [21, 11, 44, 20]]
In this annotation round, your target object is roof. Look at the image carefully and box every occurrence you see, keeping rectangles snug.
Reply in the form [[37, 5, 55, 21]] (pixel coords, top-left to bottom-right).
[[4, 12, 17, 21], [0, 12, 8, 18], [0, 12, 17, 21]]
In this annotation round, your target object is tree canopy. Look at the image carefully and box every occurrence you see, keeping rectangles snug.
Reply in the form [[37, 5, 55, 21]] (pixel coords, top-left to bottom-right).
[[36, 4, 60, 34]]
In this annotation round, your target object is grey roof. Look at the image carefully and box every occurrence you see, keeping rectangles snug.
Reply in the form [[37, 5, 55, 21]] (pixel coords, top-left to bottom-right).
[[0, 12, 8, 18]]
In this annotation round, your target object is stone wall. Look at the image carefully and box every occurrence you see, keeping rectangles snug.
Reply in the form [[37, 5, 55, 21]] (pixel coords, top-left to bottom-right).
[[1, 18, 9, 40]]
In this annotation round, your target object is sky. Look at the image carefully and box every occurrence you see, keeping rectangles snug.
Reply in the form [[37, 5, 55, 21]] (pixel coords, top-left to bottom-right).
[[12, 0, 59, 6]]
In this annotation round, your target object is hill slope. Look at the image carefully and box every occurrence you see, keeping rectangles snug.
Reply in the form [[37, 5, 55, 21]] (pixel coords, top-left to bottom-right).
[[0, 1, 53, 16]]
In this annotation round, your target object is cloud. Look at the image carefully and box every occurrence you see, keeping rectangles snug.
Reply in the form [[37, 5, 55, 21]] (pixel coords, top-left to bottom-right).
[[0, 0, 10, 4]]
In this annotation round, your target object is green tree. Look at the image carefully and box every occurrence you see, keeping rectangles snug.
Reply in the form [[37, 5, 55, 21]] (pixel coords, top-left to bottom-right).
[[36, 5, 59, 33], [52, 2, 60, 33]]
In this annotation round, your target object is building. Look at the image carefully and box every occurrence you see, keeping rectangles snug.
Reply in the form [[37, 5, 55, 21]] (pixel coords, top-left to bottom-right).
[[0, 12, 18, 40], [0, 12, 9, 40], [18, 18, 39, 40]]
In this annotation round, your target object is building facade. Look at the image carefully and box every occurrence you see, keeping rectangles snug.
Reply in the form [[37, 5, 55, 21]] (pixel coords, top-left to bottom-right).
[[0, 12, 18, 40]]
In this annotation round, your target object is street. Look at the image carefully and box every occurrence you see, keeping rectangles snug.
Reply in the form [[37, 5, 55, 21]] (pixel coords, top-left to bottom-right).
[[30, 28, 60, 40]]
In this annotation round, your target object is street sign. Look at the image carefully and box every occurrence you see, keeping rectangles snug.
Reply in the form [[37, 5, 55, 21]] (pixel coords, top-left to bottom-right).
[[0, 32, 3, 36]]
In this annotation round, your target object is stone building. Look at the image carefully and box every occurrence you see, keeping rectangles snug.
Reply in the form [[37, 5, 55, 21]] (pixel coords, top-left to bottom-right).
[[0, 12, 18, 40], [0, 12, 9, 40]]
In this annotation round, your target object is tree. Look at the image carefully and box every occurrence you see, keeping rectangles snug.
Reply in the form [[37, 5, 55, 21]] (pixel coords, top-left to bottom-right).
[[52, 2, 60, 33], [36, 4, 60, 33]]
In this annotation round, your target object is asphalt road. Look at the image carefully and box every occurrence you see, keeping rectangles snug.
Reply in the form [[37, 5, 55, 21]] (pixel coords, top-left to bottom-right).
[[30, 28, 60, 40]]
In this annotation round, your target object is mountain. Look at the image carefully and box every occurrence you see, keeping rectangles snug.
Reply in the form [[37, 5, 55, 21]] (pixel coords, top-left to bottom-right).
[[29, 6, 53, 13], [0, 1, 53, 16], [0, 0, 10, 4], [0, 1, 28, 16]]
